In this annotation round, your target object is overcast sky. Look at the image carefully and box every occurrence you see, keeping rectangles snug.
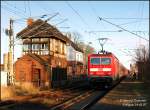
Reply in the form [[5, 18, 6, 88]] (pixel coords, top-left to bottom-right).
[[1, 1, 149, 69]]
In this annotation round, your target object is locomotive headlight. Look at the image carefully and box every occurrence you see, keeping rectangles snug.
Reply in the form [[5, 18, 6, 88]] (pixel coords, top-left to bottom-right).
[[103, 68, 111, 71], [90, 68, 98, 71]]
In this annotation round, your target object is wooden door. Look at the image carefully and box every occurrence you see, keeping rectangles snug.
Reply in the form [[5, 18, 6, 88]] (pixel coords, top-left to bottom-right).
[[33, 69, 41, 87]]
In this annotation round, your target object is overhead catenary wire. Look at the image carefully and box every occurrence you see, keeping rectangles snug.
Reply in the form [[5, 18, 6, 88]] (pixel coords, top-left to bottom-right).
[[88, 0, 148, 36], [102, 17, 149, 20], [118, 49, 136, 58], [99, 17, 149, 41], [87, 30, 149, 33], [118, 20, 146, 26]]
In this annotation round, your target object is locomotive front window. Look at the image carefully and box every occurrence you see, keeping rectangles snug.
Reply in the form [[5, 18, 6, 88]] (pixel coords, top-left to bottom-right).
[[101, 58, 111, 65], [90, 58, 100, 65]]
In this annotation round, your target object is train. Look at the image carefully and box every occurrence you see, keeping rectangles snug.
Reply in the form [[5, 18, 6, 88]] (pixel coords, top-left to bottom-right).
[[88, 51, 128, 88]]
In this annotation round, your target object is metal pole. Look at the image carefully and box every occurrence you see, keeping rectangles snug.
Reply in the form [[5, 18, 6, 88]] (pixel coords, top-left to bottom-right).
[[101, 44, 104, 52], [7, 18, 14, 85]]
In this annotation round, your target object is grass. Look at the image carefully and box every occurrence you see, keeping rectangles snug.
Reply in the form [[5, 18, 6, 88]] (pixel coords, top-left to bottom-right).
[[1, 83, 40, 101], [1, 86, 16, 100], [19, 83, 39, 95]]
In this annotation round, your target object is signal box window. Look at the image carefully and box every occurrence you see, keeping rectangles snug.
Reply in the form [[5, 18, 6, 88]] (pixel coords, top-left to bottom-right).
[[90, 58, 100, 65], [101, 58, 111, 65]]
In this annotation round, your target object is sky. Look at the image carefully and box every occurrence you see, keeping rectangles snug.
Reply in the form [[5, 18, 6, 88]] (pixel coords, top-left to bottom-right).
[[1, 1, 149, 69]]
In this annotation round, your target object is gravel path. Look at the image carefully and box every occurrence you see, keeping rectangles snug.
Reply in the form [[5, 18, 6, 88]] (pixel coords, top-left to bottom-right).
[[90, 80, 149, 110]]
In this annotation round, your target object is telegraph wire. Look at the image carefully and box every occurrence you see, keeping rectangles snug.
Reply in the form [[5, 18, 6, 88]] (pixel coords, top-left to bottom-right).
[[1, 5, 27, 18], [24, 1, 27, 13], [35, 2, 71, 30], [88, 1, 98, 18], [88, 1, 111, 38], [18, 23, 64, 41], [19, 13, 59, 38], [14, 13, 56, 22], [66, 1, 92, 29], [28, 1, 31, 17], [3, 1, 27, 14], [55, 19, 68, 26], [136, 1, 145, 35], [16, 19, 69, 42]]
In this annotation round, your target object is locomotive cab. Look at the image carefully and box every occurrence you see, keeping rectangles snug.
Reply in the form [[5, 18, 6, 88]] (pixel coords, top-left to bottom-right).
[[88, 52, 117, 87]]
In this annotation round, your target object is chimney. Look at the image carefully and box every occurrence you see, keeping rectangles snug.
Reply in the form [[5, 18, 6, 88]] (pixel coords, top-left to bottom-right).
[[27, 18, 34, 26]]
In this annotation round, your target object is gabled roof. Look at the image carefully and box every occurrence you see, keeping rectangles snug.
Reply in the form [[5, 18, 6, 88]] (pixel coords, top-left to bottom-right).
[[16, 19, 83, 53], [16, 19, 69, 42]]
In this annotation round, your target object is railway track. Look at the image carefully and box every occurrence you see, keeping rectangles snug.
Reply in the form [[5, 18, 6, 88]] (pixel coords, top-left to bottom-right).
[[0, 77, 125, 110], [50, 76, 125, 110]]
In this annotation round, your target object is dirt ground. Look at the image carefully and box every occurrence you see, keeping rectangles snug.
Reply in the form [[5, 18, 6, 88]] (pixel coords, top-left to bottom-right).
[[90, 79, 150, 110]]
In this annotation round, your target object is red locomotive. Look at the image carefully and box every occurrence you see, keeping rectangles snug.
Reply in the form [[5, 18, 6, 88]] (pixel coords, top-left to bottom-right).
[[88, 51, 128, 87]]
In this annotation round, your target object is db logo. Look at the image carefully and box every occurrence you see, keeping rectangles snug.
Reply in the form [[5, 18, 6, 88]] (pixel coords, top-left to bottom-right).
[[98, 68, 103, 71]]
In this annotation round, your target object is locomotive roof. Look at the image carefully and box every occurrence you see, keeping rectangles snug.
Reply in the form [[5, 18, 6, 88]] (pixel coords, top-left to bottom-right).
[[88, 53, 113, 56], [88, 53, 119, 60]]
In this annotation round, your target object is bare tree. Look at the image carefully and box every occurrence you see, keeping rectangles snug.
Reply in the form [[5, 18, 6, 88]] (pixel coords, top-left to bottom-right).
[[133, 45, 150, 81], [133, 45, 149, 63], [66, 31, 83, 44]]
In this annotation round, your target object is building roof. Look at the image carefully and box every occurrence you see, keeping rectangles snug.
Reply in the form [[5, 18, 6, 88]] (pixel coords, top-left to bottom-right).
[[16, 19, 69, 42]]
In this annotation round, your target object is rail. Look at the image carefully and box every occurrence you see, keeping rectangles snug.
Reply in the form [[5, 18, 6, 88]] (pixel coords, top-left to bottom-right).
[[50, 90, 94, 110], [79, 76, 126, 110], [53, 76, 126, 110]]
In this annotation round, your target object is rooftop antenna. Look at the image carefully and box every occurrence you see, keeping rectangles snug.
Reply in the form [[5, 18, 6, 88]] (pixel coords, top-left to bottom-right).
[[98, 38, 109, 53]]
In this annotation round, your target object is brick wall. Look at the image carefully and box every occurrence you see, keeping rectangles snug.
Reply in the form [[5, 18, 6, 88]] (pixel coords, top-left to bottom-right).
[[14, 54, 67, 88], [14, 55, 49, 88]]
